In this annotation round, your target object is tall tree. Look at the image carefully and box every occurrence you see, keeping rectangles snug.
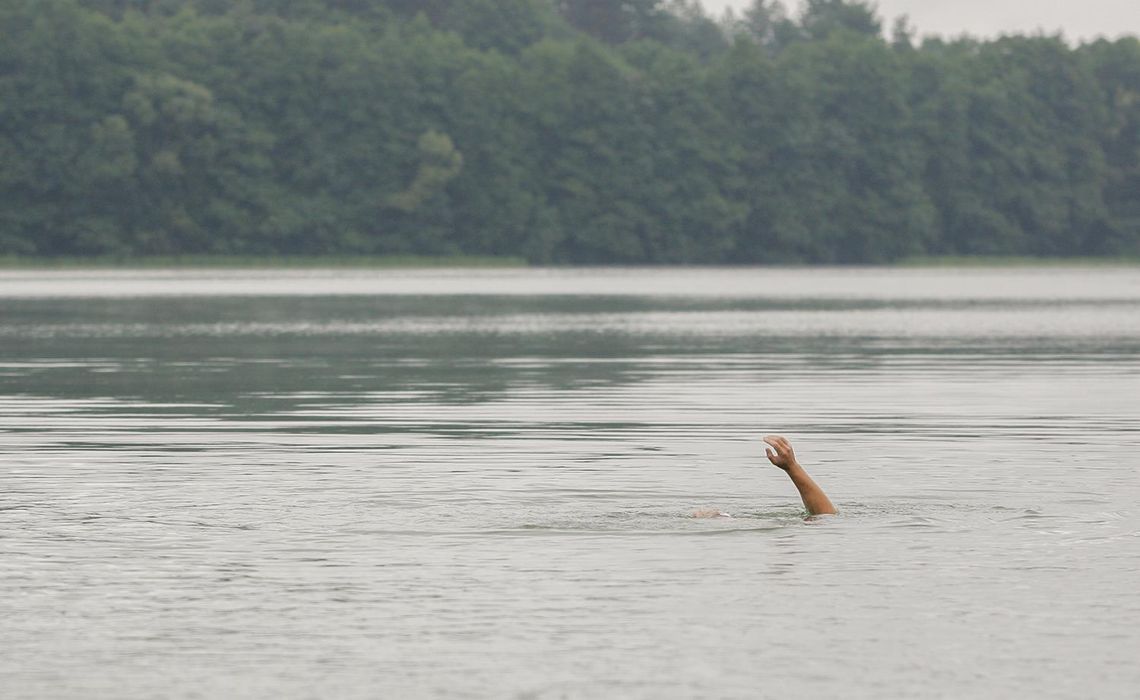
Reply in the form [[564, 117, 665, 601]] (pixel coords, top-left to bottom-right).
[[1, 0, 1136, 261], [556, 0, 665, 44], [1082, 38, 1140, 253], [799, 0, 881, 40]]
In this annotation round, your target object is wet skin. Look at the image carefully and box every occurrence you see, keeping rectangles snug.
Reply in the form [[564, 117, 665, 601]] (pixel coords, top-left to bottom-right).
[[693, 435, 836, 518], [762, 435, 836, 516]]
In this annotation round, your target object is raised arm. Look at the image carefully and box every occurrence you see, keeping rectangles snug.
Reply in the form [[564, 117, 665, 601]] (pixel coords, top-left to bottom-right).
[[764, 435, 836, 516]]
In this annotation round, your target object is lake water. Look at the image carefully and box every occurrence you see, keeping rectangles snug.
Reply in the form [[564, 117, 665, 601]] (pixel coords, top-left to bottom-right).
[[2, 267, 1138, 699]]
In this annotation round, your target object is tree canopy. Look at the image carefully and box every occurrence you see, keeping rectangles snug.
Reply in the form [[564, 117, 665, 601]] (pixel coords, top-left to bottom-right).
[[1, 0, 1137, 262]]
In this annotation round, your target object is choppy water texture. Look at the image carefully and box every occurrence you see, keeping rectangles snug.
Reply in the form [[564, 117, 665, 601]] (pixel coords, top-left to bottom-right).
[[2, 267, 1139, 699]]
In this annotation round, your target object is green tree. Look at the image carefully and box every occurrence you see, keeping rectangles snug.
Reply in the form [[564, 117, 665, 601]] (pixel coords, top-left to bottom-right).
[[721, 30, 933, 263], [2, 0, 1137, 263], [799, 0, 881, 41], [0, 0, 135, 254], [517, 40, 655, 261], [556, 0, 666, 44], [914, 37, 1112, 256], [113, 72, 278, 253], [1082, 38, 1140, 253], [622, 41, 747, 261], [732, 0, 798, 53]]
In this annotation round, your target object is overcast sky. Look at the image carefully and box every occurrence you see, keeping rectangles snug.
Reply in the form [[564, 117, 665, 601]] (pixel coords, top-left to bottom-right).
[[699, 0, 1140, 42]]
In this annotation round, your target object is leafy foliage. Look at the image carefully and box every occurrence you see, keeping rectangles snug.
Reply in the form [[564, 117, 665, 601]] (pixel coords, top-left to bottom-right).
[[1, 0, 1137, 261]]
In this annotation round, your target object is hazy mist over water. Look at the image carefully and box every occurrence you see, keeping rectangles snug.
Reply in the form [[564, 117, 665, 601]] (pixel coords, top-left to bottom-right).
[[2, 267, 1139, 698]]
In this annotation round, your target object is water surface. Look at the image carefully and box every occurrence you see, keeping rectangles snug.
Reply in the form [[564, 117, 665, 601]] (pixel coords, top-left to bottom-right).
[[2, 267, 1138, 698]]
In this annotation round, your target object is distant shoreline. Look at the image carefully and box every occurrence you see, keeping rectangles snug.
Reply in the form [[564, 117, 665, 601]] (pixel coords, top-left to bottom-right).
[[0, 255, 529, 270], [893, 255, 1140, 268], [0, 254, 1138, 270]]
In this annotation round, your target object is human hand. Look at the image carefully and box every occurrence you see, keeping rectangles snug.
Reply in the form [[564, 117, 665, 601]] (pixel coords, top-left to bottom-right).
[[763, 435, 799, 472]]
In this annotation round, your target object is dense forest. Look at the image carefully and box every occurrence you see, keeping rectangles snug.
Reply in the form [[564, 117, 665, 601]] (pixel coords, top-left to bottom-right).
[[1, 0, 1138, 263]]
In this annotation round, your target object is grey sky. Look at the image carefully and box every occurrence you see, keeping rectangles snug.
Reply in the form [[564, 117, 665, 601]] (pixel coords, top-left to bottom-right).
[[698, 0, 1140, 42]]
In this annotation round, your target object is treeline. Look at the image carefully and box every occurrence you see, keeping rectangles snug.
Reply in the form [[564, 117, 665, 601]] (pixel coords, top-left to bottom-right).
[[1, 0, 1137, 263]]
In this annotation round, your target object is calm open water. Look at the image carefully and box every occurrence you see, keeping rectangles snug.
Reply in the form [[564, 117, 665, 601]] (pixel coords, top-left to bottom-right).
[[2, 267, 1139, 699]]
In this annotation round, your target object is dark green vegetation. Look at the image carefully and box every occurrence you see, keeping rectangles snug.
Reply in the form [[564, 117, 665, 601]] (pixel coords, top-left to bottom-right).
[[0, 254, 526, 268], [2, 0, 1138, 264]]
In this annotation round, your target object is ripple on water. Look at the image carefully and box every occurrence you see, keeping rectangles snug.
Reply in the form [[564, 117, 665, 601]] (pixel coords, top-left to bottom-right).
[[2, 268, 1139, 700]]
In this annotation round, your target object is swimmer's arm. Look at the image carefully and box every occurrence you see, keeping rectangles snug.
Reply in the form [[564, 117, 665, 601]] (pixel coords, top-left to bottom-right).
[[764, 435, 837, 516], [785, 462, 836, 516]]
